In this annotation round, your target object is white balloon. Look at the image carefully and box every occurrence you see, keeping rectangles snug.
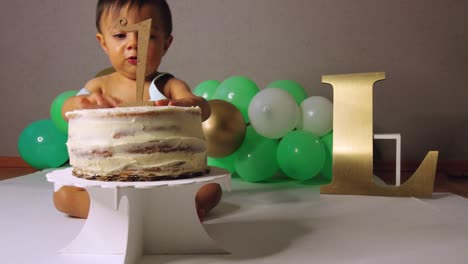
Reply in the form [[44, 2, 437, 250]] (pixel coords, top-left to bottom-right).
[[296, 105, 303, 130], [248, 88, 299, 139], [300, 96, 333, 136]]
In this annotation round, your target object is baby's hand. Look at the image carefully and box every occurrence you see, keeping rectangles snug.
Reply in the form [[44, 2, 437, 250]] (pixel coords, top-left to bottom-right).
[[154, 96, 211, 121], [76, 93, 121, 109], [154, 98, 199, 107]]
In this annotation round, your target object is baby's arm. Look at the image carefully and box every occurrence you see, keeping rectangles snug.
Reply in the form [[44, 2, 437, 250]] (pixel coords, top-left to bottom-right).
[[56, 77, 120, 219], [155, 78, 211, 121], [61, 77, 121, 121], [154, 79, 220, 220]]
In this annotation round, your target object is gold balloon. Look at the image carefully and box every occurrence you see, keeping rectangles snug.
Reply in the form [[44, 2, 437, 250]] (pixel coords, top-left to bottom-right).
[[202, 100, 246, 158]]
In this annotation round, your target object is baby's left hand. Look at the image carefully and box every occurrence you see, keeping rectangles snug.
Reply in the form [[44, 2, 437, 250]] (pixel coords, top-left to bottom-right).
[[154, 98, 200, 107], [154, 96, 211, 121]]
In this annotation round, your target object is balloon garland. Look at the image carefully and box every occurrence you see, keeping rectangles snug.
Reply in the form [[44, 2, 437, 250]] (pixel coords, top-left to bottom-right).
[[198, 76, 334, 183]]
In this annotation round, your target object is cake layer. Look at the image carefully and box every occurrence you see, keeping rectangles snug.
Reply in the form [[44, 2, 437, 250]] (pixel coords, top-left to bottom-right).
[[68, 138, 207, 176], [67, 106, 204, 146], [68, 137, 206, 158], [72, 167, 210, 181]]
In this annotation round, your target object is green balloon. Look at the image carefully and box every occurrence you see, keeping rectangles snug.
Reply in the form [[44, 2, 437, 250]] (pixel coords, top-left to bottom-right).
[[266, 80, 308, 105], [208, 152, 237, 173], [234, 126, 279, 182], [18, 119, 69, 170], [213, 76, 259, 123], [320, 131, 333, 181], [50, 90, 78, 134], [277, 130, 325, 181], [193, 80, 220, 100]]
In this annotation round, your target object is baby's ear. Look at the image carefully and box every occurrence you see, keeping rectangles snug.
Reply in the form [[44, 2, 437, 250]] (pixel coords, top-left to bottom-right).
[[96, 33, 109, 55], [163, 35, 173, 55]]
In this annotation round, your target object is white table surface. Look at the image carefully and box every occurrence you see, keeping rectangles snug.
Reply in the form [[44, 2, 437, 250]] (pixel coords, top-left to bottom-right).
[[1, 170, 468, 264]]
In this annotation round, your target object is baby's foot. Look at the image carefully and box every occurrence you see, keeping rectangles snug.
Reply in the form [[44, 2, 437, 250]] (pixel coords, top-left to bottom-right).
[[196, 207, 206, 222], [195, 183, 222, 222]]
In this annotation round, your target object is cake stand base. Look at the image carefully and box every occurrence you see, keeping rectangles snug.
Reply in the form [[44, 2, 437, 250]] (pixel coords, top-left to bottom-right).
[[46, 167, 231, 264]]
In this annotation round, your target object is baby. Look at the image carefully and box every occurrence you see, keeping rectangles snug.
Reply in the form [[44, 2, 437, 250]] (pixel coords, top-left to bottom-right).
[[54, 0, 221, 221]]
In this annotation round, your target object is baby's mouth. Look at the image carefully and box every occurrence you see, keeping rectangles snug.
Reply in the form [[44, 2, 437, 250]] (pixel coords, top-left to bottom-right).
[[128, 56, 138, 65]]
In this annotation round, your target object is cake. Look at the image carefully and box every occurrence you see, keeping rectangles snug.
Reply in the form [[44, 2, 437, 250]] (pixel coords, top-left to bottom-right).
[[66, 106, 209, 181]]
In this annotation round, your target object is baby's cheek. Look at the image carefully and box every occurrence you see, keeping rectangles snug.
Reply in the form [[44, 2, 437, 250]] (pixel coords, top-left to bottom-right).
[[145, 55, 161, 71]]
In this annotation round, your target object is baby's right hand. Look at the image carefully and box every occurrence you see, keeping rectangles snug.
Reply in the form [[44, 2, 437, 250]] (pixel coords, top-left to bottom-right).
[[75, 93, 120, 109]]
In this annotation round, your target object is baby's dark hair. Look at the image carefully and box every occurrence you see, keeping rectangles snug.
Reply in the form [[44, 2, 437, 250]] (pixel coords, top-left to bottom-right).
[[96, 0, 172, 36]]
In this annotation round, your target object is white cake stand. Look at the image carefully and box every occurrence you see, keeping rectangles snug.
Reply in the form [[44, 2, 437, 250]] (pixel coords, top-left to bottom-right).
[[46, 167, 231, 264]]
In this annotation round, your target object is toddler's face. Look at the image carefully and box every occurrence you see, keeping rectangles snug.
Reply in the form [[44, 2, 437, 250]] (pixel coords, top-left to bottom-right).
[[97, 4, 172, 80]]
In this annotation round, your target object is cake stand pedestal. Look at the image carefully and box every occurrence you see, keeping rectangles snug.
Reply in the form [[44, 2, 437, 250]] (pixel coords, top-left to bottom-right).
[[46, 167, 231, 264]]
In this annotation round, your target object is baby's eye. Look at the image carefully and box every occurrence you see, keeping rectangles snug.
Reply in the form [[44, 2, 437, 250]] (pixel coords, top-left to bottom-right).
[[113, 33, 127, 39], [150, 34, 157, 40]]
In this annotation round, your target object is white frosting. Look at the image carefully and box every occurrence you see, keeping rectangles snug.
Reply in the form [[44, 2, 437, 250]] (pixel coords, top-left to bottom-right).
[[66, 106, 208, 177]]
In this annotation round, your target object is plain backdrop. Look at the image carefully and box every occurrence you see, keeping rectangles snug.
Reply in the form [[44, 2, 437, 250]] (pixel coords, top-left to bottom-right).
[[1, 0, 467, 161]]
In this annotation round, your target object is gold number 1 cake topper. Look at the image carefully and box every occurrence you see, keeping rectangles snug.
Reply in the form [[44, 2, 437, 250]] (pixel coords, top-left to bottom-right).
[[117, 17, 152, 106]]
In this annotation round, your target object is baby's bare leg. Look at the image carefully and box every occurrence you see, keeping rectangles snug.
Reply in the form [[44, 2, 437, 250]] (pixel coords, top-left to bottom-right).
[[53, 186, 90, 218], [53, 183, 222, 221]]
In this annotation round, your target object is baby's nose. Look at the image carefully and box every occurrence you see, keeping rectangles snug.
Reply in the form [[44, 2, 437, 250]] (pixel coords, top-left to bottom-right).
[[127, 33, 138, 50]]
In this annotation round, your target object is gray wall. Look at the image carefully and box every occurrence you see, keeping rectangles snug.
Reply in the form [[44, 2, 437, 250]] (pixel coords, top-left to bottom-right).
[[1, 0, 467, 161]]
